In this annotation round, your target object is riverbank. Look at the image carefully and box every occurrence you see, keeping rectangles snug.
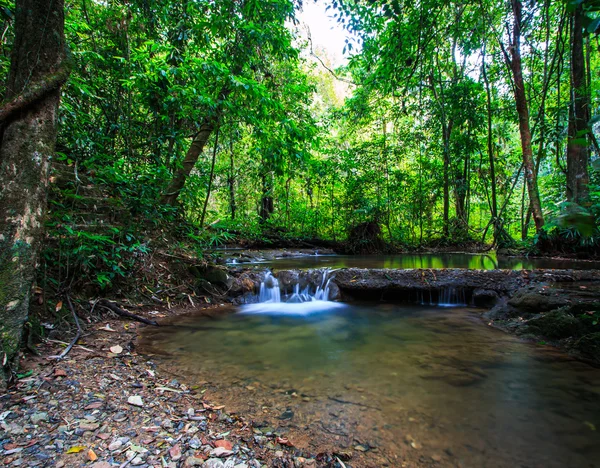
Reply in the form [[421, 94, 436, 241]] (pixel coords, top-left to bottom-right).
[[0, 304, 329, 468], [4, 260, 600, 467]]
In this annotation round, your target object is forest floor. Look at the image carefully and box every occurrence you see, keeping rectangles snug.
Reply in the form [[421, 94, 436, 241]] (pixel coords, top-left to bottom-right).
[[0, 304, 333, 468]]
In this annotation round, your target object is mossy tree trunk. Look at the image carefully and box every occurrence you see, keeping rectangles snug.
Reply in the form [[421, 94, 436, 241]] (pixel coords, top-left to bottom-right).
[[0, 0, 68, 388]]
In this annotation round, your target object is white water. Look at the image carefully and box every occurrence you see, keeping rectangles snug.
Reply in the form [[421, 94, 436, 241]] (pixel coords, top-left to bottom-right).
[[241, 270, 344, 316]]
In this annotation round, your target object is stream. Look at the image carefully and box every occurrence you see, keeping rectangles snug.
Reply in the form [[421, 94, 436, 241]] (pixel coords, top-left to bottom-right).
[[141, 294, 600, 467], [229, 252, 600, 271]]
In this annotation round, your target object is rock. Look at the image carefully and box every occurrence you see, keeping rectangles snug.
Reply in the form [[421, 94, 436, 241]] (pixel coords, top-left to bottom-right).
[[190, 265, 231, 287], [214, 440, 233, 451], [203, 459, 226, 468], [109, 440, 123, 451], [169, 444, 182, 461], [334, 451, 353, 461], [91, 463, 112, 468], [127, 395, 144, 407], [211, 447, 234, 458], [30, 412, 49, 424], [431, 454, 443, 462], [473, 289, 499, 307], [184, 456, 205, 467], [354, 444, 369, 452], [189, 437, 201, 449], [574, 332, 600, 362], [131, 456, 145, 466], [519, 310, 581, 340], [79, 422, 100, 431], [508, 289, 569, 313]]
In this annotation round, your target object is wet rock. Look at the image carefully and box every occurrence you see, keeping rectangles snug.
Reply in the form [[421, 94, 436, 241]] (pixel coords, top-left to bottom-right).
[[574, 333, 600, 361], [472, 289, 499, 308], [190, 264, 231, 287], [519, 310, 581, 340], [508, 289, 569, 313]]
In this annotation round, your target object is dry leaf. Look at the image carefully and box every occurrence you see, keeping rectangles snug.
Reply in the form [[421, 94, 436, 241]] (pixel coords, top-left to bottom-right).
[[55, 301, 63, 312], [276, 437, 294, 447], [87, 449, 98, 461], [66, 446, 86, 454], [109, 345, 123, 354]]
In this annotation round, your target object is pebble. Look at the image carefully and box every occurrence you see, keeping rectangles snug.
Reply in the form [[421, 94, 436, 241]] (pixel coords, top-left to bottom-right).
[[30, 413, 48, 424], [128, 395, 144, 407], [203, 459, 226, 468], [109, 440, 123, 451]]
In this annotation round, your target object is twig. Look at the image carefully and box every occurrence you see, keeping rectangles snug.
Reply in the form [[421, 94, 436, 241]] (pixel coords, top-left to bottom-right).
[[98, 299, 159, 326], [55, 296, 82, 361]]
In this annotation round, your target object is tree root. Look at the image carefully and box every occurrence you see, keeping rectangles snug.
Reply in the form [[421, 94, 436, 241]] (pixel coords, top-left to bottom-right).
[[98, 299, 159, 326]]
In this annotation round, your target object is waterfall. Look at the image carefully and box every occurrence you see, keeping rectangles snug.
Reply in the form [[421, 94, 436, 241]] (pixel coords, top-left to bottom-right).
[[241, 269, 343, 315], [418, 287, 467, 307], [257, 269, 333, 303], [258, 271, 281, 303]]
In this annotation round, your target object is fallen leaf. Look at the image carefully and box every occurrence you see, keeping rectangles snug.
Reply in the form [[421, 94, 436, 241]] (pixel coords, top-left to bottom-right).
[[85, 402, 103, 410], [54, 369, 67, 377], [66, 446, 86, 454], [56, 301, 63, 312], [276, 437, 294, 447], [88, 449, 98, 461], [99, 324, 116, 332], [109, 345, 123, 354]]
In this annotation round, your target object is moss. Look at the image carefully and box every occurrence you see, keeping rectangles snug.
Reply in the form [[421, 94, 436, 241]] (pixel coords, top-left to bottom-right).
[[519, 310, 582, 340], [574, 333, 600, 362]]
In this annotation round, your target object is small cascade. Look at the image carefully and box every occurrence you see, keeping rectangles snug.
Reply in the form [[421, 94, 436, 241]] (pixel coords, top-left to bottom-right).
[[241, 269, 343, 315], [258, 271, 281, 303], [417, 287, 467, 307]]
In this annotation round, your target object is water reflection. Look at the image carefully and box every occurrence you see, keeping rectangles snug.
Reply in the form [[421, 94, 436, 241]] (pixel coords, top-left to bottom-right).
[[141, 304, 600, 467], [235, 253, 600, 271]]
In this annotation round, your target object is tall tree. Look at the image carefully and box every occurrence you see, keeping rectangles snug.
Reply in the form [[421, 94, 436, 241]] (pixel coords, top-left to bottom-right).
[[566, 2, 590, 205], [0, 0, 70, 385], [502, 0, 545, 231]]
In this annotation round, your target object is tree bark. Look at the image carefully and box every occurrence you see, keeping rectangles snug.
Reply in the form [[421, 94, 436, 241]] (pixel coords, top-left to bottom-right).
[[0, 0, 68, 387], [504, 0, 545, 232], [566, 4, 590, 205], [160, 86, 232, 206]]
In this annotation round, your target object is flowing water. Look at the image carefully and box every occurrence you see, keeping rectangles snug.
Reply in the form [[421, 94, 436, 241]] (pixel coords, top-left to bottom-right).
[[231, 253, 600, 271], [141, 299, 600, 467]]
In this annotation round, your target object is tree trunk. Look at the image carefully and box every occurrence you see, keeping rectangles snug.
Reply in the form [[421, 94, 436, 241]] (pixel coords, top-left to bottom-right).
[[566, 4, 590, 205], [199, 128, 219, 228], [442, 123, 451, 237], [160, 86, 231, 206], [0, 0, 68, 386], [505, 0, 545, 232], [228, 135, 236, 220]]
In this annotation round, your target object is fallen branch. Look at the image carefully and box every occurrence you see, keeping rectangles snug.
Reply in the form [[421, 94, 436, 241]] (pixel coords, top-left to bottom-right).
[[55, 296, 82, 361], [98, 299, 159, 326]]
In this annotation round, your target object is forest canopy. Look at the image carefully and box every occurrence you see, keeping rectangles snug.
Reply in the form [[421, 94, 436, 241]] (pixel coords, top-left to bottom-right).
[[0, 0, 599, 278]]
